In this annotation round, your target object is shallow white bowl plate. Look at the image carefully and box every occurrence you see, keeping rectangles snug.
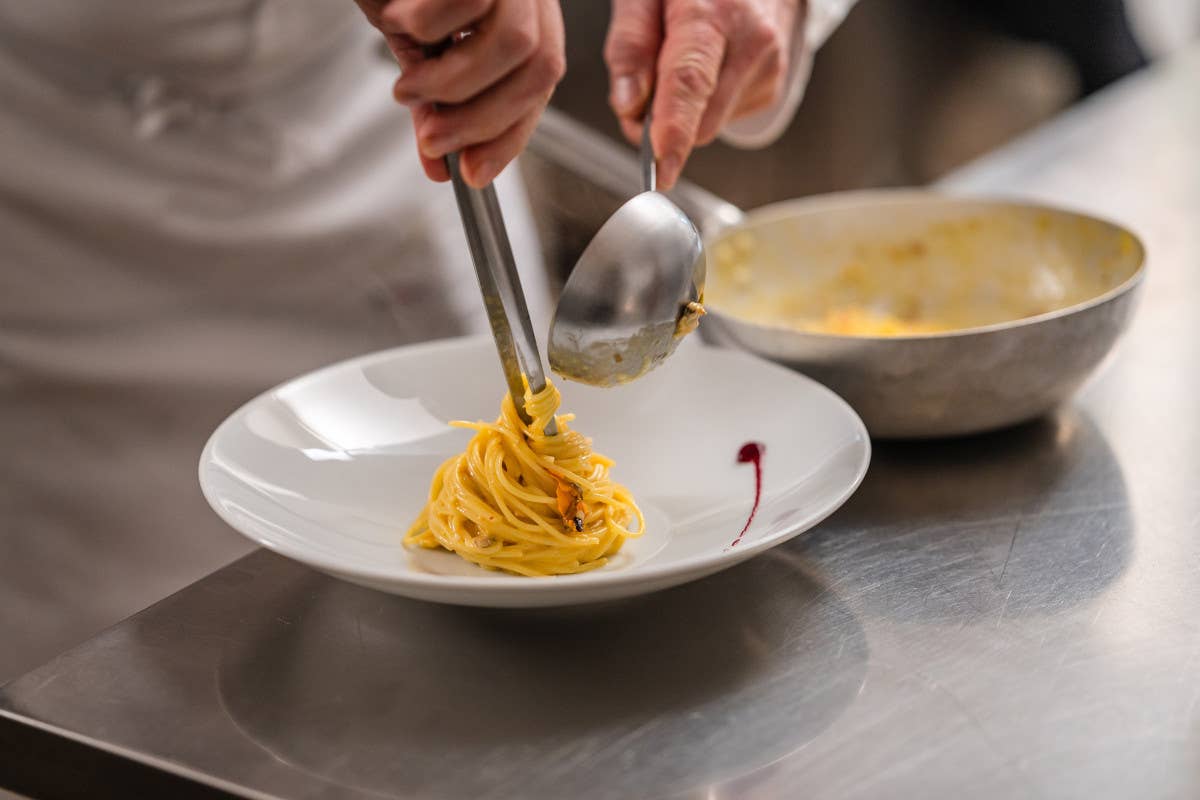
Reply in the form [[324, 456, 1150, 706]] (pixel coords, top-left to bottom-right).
[[200, 337, 870, 607]]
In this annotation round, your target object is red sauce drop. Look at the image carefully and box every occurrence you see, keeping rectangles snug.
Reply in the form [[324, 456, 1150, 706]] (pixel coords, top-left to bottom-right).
[[731, 442, 764, 547]]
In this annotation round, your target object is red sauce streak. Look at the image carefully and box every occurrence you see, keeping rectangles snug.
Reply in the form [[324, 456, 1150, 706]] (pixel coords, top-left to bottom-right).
[[731, 442, 764, 547]]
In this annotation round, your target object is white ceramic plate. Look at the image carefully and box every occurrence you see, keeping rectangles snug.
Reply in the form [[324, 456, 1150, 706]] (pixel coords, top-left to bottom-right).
[[199, 337, 870, 607]]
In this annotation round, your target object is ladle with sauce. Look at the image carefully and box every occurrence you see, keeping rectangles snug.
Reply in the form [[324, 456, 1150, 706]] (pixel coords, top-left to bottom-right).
[[548, 107, 707, 387]]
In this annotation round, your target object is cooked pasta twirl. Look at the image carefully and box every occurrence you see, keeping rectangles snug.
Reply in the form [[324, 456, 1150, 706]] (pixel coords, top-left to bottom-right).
[[405, 378, 643, 576]]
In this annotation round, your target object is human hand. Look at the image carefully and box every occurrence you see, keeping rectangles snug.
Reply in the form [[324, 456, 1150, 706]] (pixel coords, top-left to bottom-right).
[[605, 0, 803, 189], [354, 0, 566, 187]]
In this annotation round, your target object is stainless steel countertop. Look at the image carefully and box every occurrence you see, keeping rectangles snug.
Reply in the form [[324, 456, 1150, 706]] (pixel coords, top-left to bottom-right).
[[4, 46, 1199, 800]]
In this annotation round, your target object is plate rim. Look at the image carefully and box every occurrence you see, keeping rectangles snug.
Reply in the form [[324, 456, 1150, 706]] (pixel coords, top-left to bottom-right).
[[198, 335, 871, 593]]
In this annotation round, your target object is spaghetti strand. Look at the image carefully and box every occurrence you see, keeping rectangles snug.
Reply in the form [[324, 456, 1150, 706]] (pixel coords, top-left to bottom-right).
[[405, 378, 644, 576]]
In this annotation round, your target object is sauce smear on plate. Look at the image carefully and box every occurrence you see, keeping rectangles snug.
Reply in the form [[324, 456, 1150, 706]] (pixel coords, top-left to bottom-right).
[[731, 442, 764, 547]]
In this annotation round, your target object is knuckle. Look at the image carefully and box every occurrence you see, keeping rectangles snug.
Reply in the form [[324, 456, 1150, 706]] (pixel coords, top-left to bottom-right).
[[501, 21, 538, 61], [357, 2, 383, 29], [378, 3, 406, 31], [405, 0, 441, 39], [748, 19, 778, 53], [402, 0, 489, 40], [601, 39, 622, 70], [538, 46, 567, 85], [670, 0, 714, 25], [712, 0, 738, 20], [427, 0, 486, 33], [603, 24, 654, 69], [406, 21, 439, 42], [670, 58, 718, 98], [660, 119, 694, 148]]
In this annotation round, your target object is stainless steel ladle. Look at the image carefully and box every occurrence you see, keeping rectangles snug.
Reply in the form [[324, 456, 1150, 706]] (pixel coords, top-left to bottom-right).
[[547, 109, 707, 387]]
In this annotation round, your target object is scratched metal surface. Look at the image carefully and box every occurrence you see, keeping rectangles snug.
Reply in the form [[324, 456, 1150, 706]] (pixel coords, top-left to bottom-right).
[[3, 47, 1200, 800]]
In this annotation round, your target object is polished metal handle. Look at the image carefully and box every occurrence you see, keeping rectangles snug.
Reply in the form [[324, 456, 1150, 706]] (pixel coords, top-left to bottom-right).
[[422, 40, 555, 432], [444, 156, 555, 433], [641, 106, 656, 193], [529, 107, 746, 234]]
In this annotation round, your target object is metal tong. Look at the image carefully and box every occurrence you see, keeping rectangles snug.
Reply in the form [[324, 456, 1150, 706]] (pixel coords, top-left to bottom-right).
[[444, 156, 557, 436], [421, 39, 556, 435]]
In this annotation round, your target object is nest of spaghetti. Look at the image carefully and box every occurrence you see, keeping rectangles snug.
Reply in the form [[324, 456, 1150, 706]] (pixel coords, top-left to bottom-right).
[[405, 378, 644, 577]]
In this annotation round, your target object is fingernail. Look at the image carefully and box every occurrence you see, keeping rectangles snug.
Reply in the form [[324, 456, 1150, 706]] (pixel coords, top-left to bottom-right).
[[660, 155, 681, 188], [423, 132, 454, 158], [612, 76, 641, 113], [470, 160, 497, 187]]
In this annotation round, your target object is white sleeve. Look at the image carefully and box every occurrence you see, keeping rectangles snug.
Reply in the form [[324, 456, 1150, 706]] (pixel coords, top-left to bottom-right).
[[719, 0, 857, 149]]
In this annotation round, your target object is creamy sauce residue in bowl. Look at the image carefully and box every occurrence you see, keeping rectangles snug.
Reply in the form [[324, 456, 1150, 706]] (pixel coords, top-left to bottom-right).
[[710, 209, 1141, 337]]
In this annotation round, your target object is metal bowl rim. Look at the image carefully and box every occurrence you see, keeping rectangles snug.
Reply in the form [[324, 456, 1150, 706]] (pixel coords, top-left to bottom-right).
[[704, 188, 1147, 342]]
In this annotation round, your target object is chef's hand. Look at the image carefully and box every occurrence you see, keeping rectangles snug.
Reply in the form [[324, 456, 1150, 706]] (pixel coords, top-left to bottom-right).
[[354, 0, 566, 188], [605, 0, 802, 189]]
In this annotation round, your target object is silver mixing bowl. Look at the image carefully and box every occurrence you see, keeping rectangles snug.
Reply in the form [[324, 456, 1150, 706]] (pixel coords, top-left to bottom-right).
[[700, 190, 1146, 439], [525, 114, 1145, 439]]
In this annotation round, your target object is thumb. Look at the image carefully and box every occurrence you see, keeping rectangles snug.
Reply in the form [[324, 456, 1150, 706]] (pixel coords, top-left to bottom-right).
[[604, 0, 664, 124]]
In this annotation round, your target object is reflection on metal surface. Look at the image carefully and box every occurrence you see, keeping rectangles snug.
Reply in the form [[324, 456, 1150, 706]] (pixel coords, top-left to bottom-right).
[[548, 190, 706, 387], [724, 411, 1155, 798], [217, 552, 866, 799], [802, 412, 1131, 621]]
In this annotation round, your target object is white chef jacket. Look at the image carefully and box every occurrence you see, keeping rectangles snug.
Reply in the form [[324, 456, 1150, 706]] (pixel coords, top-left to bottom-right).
[[0, 0, 854, 681]]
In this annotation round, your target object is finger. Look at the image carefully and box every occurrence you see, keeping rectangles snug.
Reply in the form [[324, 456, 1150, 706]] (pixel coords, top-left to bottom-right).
[[457, 109, 543, 187], [415, 47, 563, 158], [434, 0, 563, 187], [411, 104, 451, 181], [618, 116, 643, 145], [351, 0, 388, 29], [377, 0, 492, 43], [453, 0, 564, 186], [351, 0, 423, 68], [604, 0, 664, 139], [694, 8, 788, 145], [418, 151, 450, 181], [393, 0, 538, 105], [729, 58, 785, 119], [384, 33, 425, 70], [722, 2, 796, 123], [692, 44, 758, 146], [651, 16, 726, 189]]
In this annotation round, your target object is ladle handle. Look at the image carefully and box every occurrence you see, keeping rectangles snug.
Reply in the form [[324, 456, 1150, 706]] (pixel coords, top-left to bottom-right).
[[528, 107, 746, 233], [641, 104, 655, 193]]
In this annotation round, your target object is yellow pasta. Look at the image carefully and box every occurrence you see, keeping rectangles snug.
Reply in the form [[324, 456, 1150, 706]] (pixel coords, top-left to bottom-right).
[[405, 377, 644, 577]]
